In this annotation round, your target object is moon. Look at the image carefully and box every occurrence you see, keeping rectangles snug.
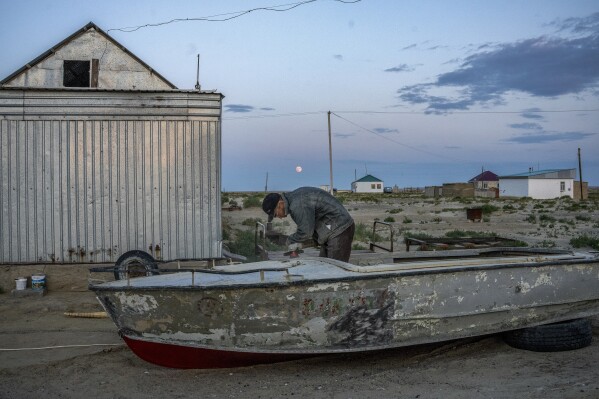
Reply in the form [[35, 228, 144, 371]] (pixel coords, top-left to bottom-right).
[[295, 166, 302, 173]]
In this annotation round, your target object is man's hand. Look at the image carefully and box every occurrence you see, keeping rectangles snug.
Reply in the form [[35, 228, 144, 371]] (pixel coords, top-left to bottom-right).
[[284, 243, 303, 258], [287, 242, 303, 252]]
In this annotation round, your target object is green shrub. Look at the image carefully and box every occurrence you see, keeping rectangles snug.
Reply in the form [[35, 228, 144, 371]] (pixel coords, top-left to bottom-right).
[[404, 231, 433, 240], [570, 235, 599, 250], [243, 195, 262, 208], [402, 216, 412, 224], [558, 218, 575, 226], [539, 214, 556, 223], [481, 204, 499, 214], [241, 218, 263, 227], [387, 208, 403, 214], [445, 230, 495, 238], [353, 222, 384, 243], [525, 214, 537, 223], [564, 202, 586, 211], [538, 240, 556, 248], [384, 216, 395, 223], [575, 214, 591, 222]]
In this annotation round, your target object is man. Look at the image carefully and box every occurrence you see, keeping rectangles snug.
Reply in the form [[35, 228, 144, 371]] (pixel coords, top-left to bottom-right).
[[262, 187, 355, 262]]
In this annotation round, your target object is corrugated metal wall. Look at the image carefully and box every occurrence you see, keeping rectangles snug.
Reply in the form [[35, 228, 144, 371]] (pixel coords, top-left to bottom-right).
[[0, 90, 222, 264]]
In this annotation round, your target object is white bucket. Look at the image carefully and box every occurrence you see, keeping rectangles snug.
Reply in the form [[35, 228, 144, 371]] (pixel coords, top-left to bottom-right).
[[15, 277, 27, 290], [31, 274, 46, 291]]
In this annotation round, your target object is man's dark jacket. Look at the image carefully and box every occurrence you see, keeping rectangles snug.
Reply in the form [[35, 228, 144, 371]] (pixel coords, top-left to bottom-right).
[[282, 187, 353, 245]]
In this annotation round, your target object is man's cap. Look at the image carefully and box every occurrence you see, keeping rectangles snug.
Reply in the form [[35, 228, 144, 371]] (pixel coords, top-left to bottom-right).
[[262, 193, 281, 222]]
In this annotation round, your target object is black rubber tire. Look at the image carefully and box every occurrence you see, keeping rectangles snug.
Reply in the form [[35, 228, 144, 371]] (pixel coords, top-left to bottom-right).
[[503, 318, 592, 352], [113, 250, 159, 280]]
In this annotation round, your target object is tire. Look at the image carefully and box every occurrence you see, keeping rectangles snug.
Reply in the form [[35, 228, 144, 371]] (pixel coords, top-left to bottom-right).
[[503, 318, 592, 352], [113, 250, 159, 280]]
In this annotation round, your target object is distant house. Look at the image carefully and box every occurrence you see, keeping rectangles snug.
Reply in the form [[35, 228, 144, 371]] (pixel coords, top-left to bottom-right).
[[468, 171, 499, 190], [468, 170, 499, 198], [499, 169, 576, 199], [352, 174, 384, 193]]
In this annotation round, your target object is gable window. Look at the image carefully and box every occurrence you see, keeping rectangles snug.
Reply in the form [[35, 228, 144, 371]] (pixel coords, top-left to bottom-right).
[[64, 60, 90, 87], [63, 59, 98, 88]]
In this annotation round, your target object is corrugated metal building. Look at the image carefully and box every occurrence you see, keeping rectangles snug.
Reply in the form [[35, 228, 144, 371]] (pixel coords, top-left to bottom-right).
[[499, 169, 576, 199], [0, 22, 224, 264]]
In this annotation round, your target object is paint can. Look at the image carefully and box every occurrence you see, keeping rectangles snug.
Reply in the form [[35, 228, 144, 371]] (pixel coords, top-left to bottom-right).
[[15, 277, 27, 290], [31, 275, 46, 291]]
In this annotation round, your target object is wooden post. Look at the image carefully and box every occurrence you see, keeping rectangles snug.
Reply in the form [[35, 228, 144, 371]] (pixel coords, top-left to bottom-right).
[[578, 148, 584, 201], [328, 111, 334, 195]]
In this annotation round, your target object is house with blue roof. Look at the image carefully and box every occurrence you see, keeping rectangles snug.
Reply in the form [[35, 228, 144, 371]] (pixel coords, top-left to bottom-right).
[[351, 174, 384, 193], [498, 169, 576, 199]]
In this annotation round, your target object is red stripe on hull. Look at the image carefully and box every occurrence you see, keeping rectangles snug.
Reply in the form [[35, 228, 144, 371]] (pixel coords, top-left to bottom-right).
[[122, 336, 317, 369]]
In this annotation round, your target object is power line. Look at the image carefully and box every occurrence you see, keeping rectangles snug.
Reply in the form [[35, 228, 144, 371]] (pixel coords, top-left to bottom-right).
[[330, 112, 466, 163], [222, 107, 598, 120], [332, 109, 599, 115], [108, 0, 361, 33], [223, 111, 325, 120]]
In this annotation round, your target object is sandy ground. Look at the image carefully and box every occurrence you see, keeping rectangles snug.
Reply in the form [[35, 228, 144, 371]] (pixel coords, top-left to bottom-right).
[[1, 194, 598, 399]]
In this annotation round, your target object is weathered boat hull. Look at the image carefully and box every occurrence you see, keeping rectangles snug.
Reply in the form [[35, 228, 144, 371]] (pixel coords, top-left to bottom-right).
[[121, 336, 317, 369], [90, 250, 599, 368]]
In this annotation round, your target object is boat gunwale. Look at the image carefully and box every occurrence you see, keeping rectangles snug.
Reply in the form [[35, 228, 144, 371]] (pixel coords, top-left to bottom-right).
[[89, 255, 599, 292]]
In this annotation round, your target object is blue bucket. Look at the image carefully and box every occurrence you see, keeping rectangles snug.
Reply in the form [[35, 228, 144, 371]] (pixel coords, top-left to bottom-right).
[[31, 275, 46, 291]]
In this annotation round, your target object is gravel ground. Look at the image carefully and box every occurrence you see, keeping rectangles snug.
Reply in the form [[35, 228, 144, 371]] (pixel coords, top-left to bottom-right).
[[1, 194, 598, 399]]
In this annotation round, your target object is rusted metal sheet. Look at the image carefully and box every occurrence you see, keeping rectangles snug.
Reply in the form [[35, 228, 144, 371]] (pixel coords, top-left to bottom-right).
[[0, 90, 223, 264], [0, 89, 222, 121]]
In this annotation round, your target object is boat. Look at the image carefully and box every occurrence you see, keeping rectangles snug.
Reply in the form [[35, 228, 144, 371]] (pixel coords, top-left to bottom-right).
[[89, 248, 599, 369]]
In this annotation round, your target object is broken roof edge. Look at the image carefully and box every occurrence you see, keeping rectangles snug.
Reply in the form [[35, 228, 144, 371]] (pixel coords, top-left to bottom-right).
[[0, 86, 224, 96], [0, 21, 178, 90], [498, 168, 577, 179]]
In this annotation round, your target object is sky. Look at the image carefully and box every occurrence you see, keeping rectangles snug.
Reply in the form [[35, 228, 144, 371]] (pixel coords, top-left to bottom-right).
[[1, 0, 598, 191]]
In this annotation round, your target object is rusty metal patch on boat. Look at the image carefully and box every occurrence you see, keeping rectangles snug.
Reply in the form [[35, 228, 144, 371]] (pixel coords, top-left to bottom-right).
[[300, 288, 390, 317], [197, 297, 223, 318]]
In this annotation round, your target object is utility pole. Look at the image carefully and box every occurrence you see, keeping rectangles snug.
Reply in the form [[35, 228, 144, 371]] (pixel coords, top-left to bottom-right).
[[195, 54, 201, 91], [265, 172, 268, 192], [327, 111, 334, 195], [578, 148, 584, 201]]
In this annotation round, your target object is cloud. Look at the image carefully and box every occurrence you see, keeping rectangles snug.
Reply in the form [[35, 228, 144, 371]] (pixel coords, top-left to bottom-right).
[[333, 54, 343, 61], [260, 107, 275, 111], [401, 43, 417, 51], [509, 122, 543, 130], [504, 131, 595, 144], [520, 109, 545, 120], [225, 104, 254, 113], [550, 11, 599, 34], [384, 64, 414, 73], [372, 127, 399, 134], [397, 13, 599, 111], [427, 45, 448, 50], [334, 133, 355, 139]]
